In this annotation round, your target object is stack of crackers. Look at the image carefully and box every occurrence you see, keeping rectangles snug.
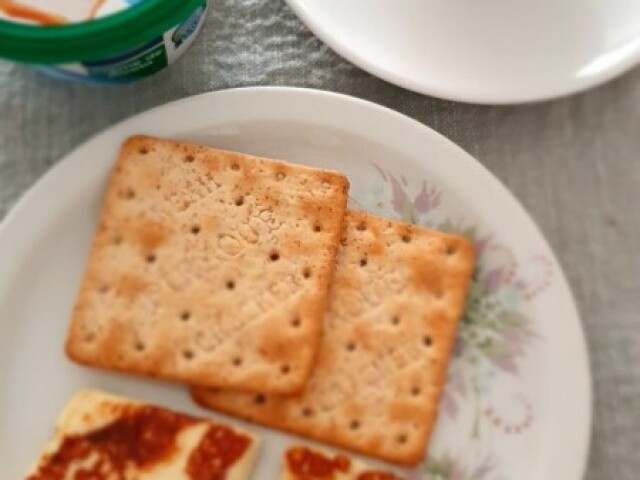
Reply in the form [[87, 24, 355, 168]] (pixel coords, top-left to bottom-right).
[[65, 136, 475, 466]]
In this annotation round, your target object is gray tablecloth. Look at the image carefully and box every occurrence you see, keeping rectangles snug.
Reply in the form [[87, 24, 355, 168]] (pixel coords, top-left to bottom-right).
[[1, 1, 638, 478]]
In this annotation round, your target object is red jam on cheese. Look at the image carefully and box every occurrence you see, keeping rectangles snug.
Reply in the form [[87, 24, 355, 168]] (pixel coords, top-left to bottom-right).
[[357, 472, 404, 480], [27, 404, 251, 480], [285, 446, 405, 480], [186, 425, 252, 480], [286, 446, 352, 477]]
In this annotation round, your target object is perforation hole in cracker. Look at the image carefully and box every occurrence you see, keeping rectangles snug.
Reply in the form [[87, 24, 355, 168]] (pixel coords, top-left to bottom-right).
[[121, 187, 135, 200], [182, 349, 194, 360]]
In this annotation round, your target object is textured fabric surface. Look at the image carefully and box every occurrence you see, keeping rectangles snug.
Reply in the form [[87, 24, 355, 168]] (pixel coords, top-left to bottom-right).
[[0, 1, 639, 478]]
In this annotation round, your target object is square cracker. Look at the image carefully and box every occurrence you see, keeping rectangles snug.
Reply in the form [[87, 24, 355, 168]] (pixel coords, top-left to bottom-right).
[[192, 210, 475, 465], [26, 390, 260, 480], [66, 135, 349, 393]]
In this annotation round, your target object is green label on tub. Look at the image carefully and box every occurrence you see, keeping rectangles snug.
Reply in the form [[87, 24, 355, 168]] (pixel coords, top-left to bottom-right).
[[83, 39, 168, 81], [41, 0, 208, 84]]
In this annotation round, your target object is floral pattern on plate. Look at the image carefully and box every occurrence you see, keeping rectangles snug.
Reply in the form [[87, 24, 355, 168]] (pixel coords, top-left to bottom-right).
[[351, 165, 553, 480]]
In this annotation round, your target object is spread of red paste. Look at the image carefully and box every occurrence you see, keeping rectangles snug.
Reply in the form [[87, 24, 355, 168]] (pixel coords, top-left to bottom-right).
[[186, 424, 252, 480], [357, 472, 403, 480], [27, 404, 250, 480], [285, 446, 404, 480], [286, 446, 351, 477]]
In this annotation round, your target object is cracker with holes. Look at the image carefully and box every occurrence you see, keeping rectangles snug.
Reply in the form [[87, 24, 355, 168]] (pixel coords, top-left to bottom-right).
[[192, 210, 475, 465], [66, 135, 349, 393]]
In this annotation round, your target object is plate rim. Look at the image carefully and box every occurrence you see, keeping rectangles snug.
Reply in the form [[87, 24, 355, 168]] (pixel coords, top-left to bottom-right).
[[0, 86, 592, 478], [284, 0, 640, 104]]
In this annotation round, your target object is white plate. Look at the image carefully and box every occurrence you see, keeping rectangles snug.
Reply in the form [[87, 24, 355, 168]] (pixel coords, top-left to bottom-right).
[[0, 87, 590, 478], [286, 0, 640, 103]]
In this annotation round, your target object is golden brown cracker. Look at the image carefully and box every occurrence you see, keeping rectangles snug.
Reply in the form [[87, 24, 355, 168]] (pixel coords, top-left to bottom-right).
[[193, 210, 474, 465], [66, 136, 349, 393]]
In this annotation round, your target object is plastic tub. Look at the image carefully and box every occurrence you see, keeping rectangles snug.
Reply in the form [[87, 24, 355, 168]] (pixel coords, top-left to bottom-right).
[[0, 0, 208, 83]]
